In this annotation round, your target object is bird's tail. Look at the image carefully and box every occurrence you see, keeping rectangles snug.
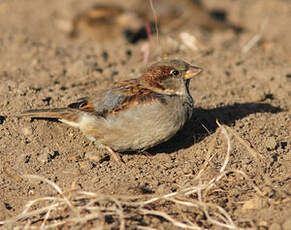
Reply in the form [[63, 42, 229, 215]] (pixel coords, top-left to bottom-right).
[[19, 108, 82, 128], [20, 108, 70, 119]]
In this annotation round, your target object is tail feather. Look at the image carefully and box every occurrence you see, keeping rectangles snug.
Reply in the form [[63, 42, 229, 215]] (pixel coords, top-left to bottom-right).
[[20, 108, 82, 128], [20, 108, 70, 119]]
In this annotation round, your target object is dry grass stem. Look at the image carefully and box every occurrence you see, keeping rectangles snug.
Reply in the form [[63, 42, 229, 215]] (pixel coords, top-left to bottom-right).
[[0, 123, 266, 229], [140, 209, 201, 230], [226, 126, 263, 161], [242, 19, 268, 53]]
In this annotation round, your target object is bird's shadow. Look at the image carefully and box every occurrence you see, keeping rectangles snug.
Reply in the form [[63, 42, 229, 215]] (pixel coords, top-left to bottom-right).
[[145, 102, 282, 155]]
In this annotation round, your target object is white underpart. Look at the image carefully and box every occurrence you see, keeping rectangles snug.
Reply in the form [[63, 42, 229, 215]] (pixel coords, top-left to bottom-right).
[[59, 113, 95, 129], [59, 119, 80, 128], [60, 114, 97, 130], [60, 115, 109, 148]]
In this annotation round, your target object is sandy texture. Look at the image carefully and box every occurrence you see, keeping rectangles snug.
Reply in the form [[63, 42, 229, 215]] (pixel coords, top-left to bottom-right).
[[0, 0, 290, 229]]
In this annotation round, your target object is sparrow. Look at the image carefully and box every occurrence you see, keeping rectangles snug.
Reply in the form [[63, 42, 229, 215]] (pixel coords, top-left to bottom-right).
[[69, 4, 150, 43], [21, 59, 202, 163], [69, 0, 242, 43]]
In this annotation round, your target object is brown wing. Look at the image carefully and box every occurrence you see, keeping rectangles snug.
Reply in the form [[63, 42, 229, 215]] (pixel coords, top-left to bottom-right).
[[67, 79, 165, 117], [20, 79, 166, 123]]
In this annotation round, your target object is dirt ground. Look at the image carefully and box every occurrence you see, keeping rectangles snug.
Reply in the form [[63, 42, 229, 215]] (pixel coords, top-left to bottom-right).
[[0, 0, 290, 229]]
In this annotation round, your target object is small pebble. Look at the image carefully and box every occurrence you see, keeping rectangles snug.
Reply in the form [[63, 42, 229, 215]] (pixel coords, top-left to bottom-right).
[[156, 183, 169, 194], [266, 137, 277, 150], [242, 197, 263, 210], [86, 151, 102, 163], [37, 152, 49, 163], [182, 163, 192, 174], [37, 147, 50, 163], [22, 126, 33, 136]]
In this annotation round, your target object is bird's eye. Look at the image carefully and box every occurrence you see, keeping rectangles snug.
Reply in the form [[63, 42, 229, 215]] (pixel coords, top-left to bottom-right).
[[171, 70, 179, 76]]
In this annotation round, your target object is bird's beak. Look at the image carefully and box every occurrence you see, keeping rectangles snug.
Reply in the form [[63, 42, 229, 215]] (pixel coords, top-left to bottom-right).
[[184, 65, 203, 79]]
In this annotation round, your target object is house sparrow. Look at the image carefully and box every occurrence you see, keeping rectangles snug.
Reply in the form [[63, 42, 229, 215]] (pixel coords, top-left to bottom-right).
[[21, 59, 202, 163], [69, 0, 242, 43], [70, 4, 150, 43]]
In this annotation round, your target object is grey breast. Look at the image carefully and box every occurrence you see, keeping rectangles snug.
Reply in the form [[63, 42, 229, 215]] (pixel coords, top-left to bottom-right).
[[84, 94, 193, 151]]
